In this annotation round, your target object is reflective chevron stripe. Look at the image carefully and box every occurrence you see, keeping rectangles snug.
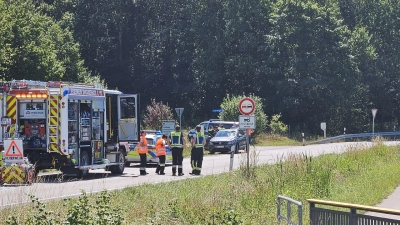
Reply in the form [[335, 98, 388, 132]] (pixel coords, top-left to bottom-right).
[[1, 166, 26, 183]]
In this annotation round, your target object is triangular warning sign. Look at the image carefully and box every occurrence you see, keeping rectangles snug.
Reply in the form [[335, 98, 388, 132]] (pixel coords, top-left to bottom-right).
[[5, 140, 23, 157]]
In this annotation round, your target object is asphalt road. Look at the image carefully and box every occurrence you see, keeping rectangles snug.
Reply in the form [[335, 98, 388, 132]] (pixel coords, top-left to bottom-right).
[[0, 141, 399, 212]]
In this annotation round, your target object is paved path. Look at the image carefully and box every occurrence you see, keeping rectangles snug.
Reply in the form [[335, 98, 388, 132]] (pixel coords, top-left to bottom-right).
[[366, 185, 400, 220]]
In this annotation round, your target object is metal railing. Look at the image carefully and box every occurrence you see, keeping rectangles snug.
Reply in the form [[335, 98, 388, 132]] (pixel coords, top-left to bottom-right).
[[308, 199, 400, 225], [311, 132, 400, 144], [277, 195, 303, 225]]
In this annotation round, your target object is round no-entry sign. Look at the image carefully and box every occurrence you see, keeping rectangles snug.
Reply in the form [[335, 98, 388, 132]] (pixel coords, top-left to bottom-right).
[[238, 97, 256, 115]]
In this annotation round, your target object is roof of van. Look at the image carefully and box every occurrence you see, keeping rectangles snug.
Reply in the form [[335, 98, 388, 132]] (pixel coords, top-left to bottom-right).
[[204, 120, 238, 123]]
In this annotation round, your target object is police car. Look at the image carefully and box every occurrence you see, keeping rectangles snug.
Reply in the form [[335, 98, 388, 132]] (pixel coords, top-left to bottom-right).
[[125, 130, 172, 166], [188, 120, 239, 150]]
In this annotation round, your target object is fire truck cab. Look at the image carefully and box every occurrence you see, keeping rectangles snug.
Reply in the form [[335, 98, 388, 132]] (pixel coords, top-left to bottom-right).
[[0, 80, 139, 181]]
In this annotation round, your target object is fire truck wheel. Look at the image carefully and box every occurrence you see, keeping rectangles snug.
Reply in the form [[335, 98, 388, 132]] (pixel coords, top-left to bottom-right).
[[110, 152, 125, 175], [79, 151, 89, 177]]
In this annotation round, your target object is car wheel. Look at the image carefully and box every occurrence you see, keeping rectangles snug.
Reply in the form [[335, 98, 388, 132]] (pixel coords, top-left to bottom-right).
[[209, 150, 215, 155]]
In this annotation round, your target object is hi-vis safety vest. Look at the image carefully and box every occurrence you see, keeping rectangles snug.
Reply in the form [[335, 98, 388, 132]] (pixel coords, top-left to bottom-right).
[[156, 139, 166, 156], [137, 136, 148, 154], [170, 131, 183, 148], [195, 132, 204, 148]]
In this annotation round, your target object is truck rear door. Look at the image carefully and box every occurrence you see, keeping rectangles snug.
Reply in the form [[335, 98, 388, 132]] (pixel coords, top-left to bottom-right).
[[117, 94, 139, 142]]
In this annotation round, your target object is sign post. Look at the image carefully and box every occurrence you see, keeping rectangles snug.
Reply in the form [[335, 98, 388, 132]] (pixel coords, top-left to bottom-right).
[[372, 108, 378, 136], [321, 122, 326, 139], [229, 145, 235, 171], [238, 97, 256, 178], [175, 108, 184, 128]]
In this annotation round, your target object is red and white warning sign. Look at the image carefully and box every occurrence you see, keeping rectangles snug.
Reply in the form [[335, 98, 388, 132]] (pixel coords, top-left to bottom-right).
[[4, 139, 24, 162], [238, 97, 256, 115]]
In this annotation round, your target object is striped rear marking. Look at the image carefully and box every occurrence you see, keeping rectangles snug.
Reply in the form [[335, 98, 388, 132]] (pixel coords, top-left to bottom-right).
[[6, 96, 17, 122]]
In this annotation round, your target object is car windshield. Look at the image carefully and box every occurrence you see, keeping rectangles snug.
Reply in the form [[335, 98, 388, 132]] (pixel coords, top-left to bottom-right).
[[146, 138, 155, 145], [215, 130, 237, 137]]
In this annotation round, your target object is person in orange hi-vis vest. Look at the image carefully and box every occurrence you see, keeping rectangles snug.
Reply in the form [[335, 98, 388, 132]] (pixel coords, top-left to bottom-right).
[[155, 134, 168, 175], [138, 130, 149, 175]]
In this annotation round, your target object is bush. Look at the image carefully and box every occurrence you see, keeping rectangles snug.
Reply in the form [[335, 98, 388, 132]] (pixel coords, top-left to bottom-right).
[[269, 113, 288, 135], [143, 99, 175, 130], [6, 191, 124, 225], [219, 94, 268, 135]]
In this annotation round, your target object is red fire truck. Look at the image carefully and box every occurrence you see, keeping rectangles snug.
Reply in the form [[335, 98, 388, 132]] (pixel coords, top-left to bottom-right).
[[0, 80, 139, 184]]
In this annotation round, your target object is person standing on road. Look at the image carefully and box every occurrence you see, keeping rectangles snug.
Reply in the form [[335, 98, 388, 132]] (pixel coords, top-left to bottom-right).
[[170, 125, 186, 176], [190, 125, 205, 175], [155, 134, 168, 175], [138, 130, 149, 175]]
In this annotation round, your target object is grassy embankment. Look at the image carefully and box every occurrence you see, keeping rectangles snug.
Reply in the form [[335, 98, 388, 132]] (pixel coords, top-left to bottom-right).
[[1, 137, 400, 224]]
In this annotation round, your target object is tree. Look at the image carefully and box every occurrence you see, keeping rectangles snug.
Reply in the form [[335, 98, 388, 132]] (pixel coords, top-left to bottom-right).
[[143, 99, 174, 130], [267, 0, 362, 134], [0, 0, 93, 82], [219, 94, 268, 135]]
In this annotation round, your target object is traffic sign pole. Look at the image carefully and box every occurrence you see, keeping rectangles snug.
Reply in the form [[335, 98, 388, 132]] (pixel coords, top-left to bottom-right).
[[372, 108, 378, 136], [175, 108, 184, 128], [238, 97, 256, 179]]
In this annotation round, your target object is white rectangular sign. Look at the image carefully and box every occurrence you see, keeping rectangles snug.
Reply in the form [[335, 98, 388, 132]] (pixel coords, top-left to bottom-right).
[[23, 110, 45, 118], [162, 121, 176, 135], [239, 115, 256, 129], [321, 122, 326, 130]]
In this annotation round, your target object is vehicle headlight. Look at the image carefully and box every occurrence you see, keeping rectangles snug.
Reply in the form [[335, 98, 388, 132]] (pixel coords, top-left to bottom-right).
[[228, 140, 235, 145], [209, 142, 214, 145]]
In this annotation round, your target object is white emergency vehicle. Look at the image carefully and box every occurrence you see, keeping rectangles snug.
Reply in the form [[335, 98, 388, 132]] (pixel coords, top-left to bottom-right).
[[0, 80, 140, 184]]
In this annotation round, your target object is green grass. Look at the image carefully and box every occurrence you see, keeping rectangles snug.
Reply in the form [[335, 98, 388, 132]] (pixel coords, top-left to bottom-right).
[[253, 133, 301, 146], [2, 139, 400, 224]]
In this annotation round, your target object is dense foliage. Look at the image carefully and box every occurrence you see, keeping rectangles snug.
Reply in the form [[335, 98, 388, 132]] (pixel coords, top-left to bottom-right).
[[1, 0, 400, 135], [143, 99, 174, 130]]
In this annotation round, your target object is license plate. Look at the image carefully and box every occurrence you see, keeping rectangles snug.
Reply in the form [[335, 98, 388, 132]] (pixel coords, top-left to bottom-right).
[[216, 146, 224, 148]]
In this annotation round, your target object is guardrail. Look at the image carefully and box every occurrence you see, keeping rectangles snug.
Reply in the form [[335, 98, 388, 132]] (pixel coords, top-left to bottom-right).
[[311, 132, 400, 144], [277, 195, 302, 225], [308, 199, 400, 225]]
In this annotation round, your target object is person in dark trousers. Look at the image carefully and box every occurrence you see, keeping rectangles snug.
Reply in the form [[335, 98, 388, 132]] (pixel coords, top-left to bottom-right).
[[155, 134, 168, 175], [169, 125, 186, 176], [138, 130, 149, 175], [190, 125, 205, 175]]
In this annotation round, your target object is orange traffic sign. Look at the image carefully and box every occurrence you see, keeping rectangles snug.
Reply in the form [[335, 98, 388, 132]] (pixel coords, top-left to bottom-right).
[[5, 140, 23, 157]]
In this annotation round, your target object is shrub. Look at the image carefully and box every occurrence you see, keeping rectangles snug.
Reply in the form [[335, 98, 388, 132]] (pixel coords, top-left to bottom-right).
[[269, 113, 288, 135], [219, 94, 268, 135], [143, 99, 174, 130]]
